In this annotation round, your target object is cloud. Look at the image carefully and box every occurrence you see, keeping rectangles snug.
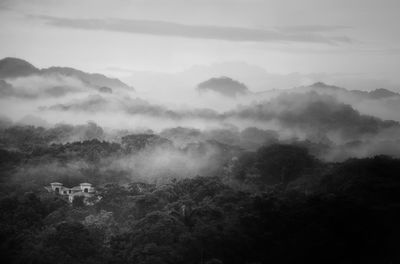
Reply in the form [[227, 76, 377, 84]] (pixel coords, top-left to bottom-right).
[[1, 74, 88, 98], [0, 0, 14, 10], [43, 91, 400, 143], [45, 94, 221, 121], [228, 92, 399, 139], [33, 15, 352, 44], [277, 25, 351, 33]]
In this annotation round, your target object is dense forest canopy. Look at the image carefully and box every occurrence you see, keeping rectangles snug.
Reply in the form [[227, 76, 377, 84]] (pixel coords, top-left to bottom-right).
[[1, 121, 400, 264]]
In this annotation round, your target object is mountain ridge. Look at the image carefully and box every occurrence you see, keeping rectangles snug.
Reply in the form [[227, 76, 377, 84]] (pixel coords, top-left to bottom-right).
[[196, 76, 250, 97], [255, 81, 399, 100], [0, 57, 133, 91], [305, 82, 400, 99]]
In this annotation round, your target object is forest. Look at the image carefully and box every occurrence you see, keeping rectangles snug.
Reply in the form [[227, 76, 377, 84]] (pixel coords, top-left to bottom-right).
[[1, 123, 399, 264], [2, 0, 400, 262]]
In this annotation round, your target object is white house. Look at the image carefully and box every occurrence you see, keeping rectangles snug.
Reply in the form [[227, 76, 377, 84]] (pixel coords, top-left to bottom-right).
[[45, 182, 96, 204]]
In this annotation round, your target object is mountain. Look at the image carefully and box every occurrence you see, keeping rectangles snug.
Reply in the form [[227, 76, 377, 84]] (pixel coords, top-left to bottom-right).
[[197, 76, 249, 97], [0, 57, 40, 79], [0, 57, 133, 91], [42, 67, 132, 91], [297, 82, 399, 100], [307, 81, 343, 91], [367, 88, 399, 99], [296, 82, 349, 94]]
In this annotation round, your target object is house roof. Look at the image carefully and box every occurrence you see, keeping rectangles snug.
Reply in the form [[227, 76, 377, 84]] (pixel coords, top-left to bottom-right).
[[80, 183, 92, 186], [50, 182, 63, 185]]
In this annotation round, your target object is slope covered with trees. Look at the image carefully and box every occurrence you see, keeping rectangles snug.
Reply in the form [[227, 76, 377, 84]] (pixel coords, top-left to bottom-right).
[[1, 124, 400, 264]]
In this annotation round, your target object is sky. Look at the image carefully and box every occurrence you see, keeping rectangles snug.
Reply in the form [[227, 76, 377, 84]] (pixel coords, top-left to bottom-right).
[[0, 0, 400, 90]]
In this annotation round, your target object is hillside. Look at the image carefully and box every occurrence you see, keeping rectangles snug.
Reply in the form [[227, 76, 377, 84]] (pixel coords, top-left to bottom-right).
[[0, 57, 133, 91], [197, 76, 249, 97]]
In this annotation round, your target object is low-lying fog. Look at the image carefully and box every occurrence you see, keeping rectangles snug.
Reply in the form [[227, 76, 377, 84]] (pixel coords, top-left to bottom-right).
[[2, 59, 400, 164]]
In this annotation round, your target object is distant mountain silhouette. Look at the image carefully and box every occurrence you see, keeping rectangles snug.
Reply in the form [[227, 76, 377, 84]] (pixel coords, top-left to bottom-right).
[[298, 82, 400, 100], [308, 82, 343, 91], [197, 76, 249, 97], [367, 88, 399, 99], [0, 57, 40, 78], [0, 57, 133, 91], [42, 67, 131, 91]]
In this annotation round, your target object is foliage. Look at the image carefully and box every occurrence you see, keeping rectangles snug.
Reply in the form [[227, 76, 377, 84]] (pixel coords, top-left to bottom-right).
[[1, 134, 400, 264], [121, 133, 172, 153]]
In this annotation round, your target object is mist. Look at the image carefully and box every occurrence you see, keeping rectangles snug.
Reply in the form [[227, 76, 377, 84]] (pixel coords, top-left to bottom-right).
[[2, 65, 400, 162], [3, 1, 400, 262]]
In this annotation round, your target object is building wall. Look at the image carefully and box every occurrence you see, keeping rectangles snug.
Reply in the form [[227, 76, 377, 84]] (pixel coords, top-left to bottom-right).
[[47, 183, 95, 204]]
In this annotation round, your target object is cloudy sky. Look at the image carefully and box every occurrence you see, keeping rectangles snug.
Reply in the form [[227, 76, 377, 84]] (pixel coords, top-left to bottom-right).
[[1, 0, 399, 90]]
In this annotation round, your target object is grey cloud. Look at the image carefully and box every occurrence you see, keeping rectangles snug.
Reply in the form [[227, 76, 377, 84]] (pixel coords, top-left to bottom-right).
[[33, 15, 352, 44], [0, 0, 13, 9], [277, 25, 350, 33]]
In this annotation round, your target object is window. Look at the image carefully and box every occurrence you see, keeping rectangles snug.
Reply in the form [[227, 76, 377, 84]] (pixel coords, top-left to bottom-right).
[[55, 187, 60, 193], [84, 188, 88, 193], [63, 191, 67, 194], [69, 190, 71, 194]]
